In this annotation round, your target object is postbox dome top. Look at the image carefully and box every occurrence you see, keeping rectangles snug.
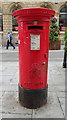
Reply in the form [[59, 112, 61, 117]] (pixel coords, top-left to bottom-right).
[[12, 7, 55, 21]]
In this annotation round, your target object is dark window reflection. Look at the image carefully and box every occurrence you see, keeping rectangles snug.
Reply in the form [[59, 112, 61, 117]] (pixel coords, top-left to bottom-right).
[[59, 6, 67, 31], [12, 7, 22, 31], [0, 15, 3, 31], [60, 6, 67, 12]]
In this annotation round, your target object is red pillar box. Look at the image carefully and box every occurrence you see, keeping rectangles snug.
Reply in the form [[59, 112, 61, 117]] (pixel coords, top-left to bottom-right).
[[12, 8, 55, 109]]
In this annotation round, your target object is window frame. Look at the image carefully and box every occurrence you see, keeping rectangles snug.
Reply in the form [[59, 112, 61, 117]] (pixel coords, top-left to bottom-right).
[[12, 7, 22, 32], [0, 12, 3, 31], [59, 6, 67, 31]]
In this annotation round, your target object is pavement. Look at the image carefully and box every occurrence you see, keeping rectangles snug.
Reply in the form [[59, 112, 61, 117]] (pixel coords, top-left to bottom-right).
[[0, 46, 66, 119]]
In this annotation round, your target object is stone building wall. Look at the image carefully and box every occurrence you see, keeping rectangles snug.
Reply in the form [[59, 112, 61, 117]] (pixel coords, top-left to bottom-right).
[[0, 1, 66, 46]]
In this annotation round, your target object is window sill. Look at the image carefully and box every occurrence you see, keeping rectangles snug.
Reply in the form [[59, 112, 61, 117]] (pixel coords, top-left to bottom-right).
[[12, 31, 18, 34], [0, 31, 3, 34]]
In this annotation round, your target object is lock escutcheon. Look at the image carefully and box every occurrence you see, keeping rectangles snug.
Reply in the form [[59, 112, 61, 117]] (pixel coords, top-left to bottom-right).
[[42, 62, 46, 65]]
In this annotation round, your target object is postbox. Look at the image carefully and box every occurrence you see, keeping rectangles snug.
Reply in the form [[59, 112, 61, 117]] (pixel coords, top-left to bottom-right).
[[12, 7, 55, 109]]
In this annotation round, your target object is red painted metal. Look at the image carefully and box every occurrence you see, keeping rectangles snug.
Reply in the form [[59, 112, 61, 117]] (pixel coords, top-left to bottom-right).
[[12, 7, 55, 90]]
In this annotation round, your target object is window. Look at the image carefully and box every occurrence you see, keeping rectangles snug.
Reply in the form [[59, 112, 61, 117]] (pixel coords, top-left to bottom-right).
[[12, 6, 22, 31], [0, 9, 3, 31], [59, 6, 67, 31]]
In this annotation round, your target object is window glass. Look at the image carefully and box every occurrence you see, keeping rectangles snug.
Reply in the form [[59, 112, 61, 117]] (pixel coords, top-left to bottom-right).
[[0, 9, 2, 13], [59, 6, 67, 31], [12, 7, 22, 31], [60, 6, 67, 12], [0, 9, 3, 31]]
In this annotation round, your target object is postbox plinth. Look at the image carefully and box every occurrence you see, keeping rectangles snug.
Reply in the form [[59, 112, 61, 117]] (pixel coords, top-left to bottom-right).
[[12, 7, 55, 109], [19, 85, 48, 109]]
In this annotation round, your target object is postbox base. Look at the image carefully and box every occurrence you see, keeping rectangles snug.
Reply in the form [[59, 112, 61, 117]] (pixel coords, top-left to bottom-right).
[[19, 85, 48, 109]]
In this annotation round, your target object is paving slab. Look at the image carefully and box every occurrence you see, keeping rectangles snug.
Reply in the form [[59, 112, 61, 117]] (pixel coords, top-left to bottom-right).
[[0, 71, 2, 76], [65, 98, 67, 120], [48, 74, 65, 88], [48, 65, 65, 76], [10, 75, 19, 85], [58, 97, 65, 116], [56, 92, 65, 98], [0, 86, 2, 92], [0, 113, 2, 120], [51, 75, 65, 86], [2, 75, 19, 85], [2, 113, 32, 118], [2, 92, 32, 118], [0, 75, 2, 84], [2, 69, 17, 76], [32, 92, 64, 118], [53, 85, 65, 92], [2, 62, 19, 68], [0, 100, 2, 113], [1, 76, 15, 85], [0, 92, 2, 99], [2, 84, 18, 92], [0, 106, 2, 113]]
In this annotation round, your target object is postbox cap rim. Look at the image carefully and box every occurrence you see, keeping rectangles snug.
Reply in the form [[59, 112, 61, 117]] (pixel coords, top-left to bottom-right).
[[12, 7, 55, 20]]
